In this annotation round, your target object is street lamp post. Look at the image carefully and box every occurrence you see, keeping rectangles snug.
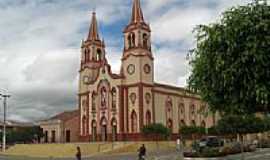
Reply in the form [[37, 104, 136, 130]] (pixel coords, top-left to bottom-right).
[[0, 93, 11, 152]]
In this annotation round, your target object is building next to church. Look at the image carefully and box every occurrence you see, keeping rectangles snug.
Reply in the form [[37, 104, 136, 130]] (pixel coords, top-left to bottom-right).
[[78, 0, 218, 142], [39, 110, 79, 143]]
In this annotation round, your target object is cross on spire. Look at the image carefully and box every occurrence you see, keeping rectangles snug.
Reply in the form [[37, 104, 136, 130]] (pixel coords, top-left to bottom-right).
[[130, 0, 145, 24], [88, 12, 100, 41]]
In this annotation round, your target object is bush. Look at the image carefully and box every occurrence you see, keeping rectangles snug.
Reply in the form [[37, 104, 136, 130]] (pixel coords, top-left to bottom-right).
[[142, 123, 171, 140], [180, 126, 206, 135]]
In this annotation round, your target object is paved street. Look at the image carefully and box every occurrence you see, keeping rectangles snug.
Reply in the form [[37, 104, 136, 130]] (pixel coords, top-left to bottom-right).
[[0, 149, 270, 160]]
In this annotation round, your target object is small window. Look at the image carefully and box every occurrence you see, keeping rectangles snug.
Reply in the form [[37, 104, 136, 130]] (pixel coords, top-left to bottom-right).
[[143, 33, 148, 48], [92, 92, 96, 112], [190, 104, 195, 115], [85, 48, 90, 62], [111, 88, 117, 110], [128, 35, 132, 48], [131, 33, 135, 47], [97, 49, 102, 61]]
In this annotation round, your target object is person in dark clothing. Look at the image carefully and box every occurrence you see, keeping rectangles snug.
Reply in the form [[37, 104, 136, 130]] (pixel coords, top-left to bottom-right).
[[76, 146, 81, 160], [138, 144, 146, 160]]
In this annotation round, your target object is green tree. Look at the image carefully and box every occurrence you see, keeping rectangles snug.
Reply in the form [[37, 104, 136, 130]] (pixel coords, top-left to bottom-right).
[[215, 114, 266, 135], [188, 0, 270, 114], [1, 126, 44, 144]]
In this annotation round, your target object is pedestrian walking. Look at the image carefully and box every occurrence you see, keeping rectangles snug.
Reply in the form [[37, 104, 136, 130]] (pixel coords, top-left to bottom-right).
[[76, 146, 81, 160], [138, 144, 146, 160], [176, 138, 181, 152]]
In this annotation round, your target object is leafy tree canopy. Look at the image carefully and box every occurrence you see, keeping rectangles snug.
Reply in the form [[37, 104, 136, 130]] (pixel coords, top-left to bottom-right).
[[0, 126, 43, 144], [188, 0, 270, 114], [216, 114, 268, 135]]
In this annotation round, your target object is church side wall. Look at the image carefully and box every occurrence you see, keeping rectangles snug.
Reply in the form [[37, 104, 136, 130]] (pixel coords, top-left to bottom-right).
[[153, 85, 216, 135]]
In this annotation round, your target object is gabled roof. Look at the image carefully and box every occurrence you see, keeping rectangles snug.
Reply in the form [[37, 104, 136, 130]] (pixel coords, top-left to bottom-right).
[[48, 110, 79, 121]]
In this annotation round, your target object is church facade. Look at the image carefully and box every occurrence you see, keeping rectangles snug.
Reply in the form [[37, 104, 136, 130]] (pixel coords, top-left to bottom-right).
[[78, 0, 217, 142]]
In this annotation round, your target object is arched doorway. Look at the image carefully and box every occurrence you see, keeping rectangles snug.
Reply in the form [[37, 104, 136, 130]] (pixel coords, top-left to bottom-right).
[[180, 120, 186, 128], [111, 118, 117, 141], [167, 119, 173, 131], [82, 116, 87, 136], [201, 121, 206, 128], [91, 120, 97, 142], [131, 110, 137, 133], [100, 117, 108, 141], [191, 120, 196, 127]]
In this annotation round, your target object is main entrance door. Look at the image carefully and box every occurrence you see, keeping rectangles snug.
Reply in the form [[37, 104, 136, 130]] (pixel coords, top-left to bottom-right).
[[101, 125, 107, 141], [100, 117, 108, 141], [112, 125, 117, 141]]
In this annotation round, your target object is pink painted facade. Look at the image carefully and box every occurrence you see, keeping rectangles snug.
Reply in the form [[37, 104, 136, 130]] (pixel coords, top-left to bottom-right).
[[78, 0, 218, 142]]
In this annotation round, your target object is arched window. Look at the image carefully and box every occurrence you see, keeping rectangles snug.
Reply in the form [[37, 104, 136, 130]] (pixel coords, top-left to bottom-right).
[[201, 121, 206, 128], [178, 103, 185, 121], [82, 100, 87, 113], [145, 110, 151, 126], [180, 104, 185, 114], [85, 48, 90, 62], [190, 104, 195, 117], [111, 87, 117, 110], [143, 33, 148, 48], [92, 92, 96, 112], [96, 49, 102, 61], [166, 99, 173, 120], [131, 33, 135, 47], [101, 87, 107, 108], [127, 34, 132, 49], [166, 100, 172, 113], [131, 110, 137, 133]]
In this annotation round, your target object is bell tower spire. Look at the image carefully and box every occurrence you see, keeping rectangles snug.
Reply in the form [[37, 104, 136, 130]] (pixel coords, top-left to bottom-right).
[[80, 12, 107, 71], [121, 0, 154, 85], [131, 0, 144, 24], [88, 12, 100, 41], [123, 0, 151, 52]]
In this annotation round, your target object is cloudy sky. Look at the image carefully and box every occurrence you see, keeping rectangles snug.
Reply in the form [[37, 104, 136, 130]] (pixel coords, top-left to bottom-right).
[[0, 0, 251, 122]]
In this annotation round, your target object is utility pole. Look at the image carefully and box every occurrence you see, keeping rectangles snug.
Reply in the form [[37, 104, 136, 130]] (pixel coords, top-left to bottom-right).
[[0, 93, 11, 152]]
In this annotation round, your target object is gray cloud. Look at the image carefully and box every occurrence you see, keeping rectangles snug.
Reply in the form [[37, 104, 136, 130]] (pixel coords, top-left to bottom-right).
[[0, 0, 250, 122]]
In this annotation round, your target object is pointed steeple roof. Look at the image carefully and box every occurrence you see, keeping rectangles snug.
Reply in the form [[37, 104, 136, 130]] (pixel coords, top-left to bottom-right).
[[130, 0, 144, 24], [88, 12, 100, 41]]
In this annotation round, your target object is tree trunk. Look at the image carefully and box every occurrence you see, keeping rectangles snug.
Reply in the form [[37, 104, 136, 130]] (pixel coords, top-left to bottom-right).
[[240, 134, 245, 160]]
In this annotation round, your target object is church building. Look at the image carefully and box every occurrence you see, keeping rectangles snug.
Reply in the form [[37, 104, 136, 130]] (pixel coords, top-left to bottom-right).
[[78, 0, 217, 142]]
